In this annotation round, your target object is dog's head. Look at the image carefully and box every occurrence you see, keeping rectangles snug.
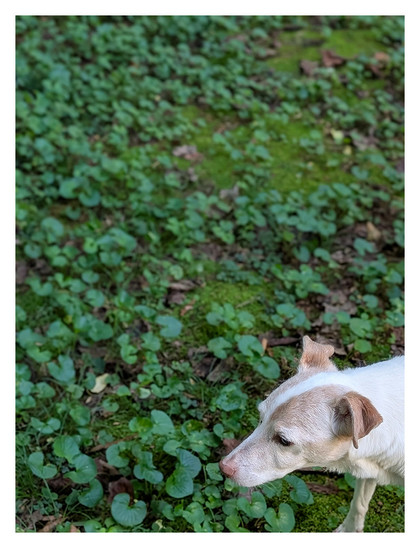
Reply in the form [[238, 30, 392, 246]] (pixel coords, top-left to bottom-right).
[[219, 336, 383, 487]]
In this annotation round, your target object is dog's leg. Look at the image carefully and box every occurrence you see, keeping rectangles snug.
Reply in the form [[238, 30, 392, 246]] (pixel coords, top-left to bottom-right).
[[334, 478, 377, 532]]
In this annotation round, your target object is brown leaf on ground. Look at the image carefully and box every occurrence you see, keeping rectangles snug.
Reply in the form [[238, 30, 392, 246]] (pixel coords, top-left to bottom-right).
[[108, 477, 135, 504], [306, 481, 339, 495], [69, 524, 81, 532], [166, 291, 186, 305], [169, 280, 197, 291], [374, 51, 391, 63], [321, 49, 345, 68], [46, 476, 73, 493], [188, 346, 215, 378], [38, 516, 63, 532], [395, 158, 404, 173], [207, 356, 235, 382], [172, 145, 203, 162], [16, 260, 29, 285], [180, 299, 195, 316], [366, 221, 382, 242], [222, 438, 241, 454], [259, 333, 300, 347], [300, 59, 319, 76]]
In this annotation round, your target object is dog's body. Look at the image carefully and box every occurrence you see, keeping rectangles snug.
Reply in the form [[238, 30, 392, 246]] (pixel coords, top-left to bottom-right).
[[219, 337, 404, 532]]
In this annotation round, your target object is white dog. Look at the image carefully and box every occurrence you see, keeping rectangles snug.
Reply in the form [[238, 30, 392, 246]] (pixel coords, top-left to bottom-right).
[[219, 336, 404, 532]]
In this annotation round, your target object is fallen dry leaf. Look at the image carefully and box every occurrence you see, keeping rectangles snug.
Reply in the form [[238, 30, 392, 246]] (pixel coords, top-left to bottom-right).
[[180, 302, 195, 316], [366, 221, 382, 242], [321, 49, 345, 68], [374, 51, 390, 63], [306, 481, 339, 495], [108, 477, 135, 504], [90, 373, 110, 394], [172, 145, 203, 162], [300, 59, 319, 76], [38, 516, 63, 532], [16, 260, 29, 285]]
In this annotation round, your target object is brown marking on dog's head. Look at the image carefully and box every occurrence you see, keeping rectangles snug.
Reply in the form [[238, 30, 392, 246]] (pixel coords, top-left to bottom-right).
[[299, 336, 336, 372], [333, 391, 383, 449]]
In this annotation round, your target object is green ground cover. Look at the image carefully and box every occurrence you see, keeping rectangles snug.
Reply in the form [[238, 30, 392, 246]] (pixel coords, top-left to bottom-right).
[[16, 15, 404, 532]]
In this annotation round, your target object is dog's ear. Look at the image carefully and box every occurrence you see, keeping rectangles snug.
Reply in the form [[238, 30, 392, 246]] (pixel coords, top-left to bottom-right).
[[333, 391, 383, 449], [299, 336, 336, 371]]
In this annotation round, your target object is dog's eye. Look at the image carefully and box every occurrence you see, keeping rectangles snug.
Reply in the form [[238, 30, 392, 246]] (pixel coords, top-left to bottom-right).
[[274, 434, 293, 447]]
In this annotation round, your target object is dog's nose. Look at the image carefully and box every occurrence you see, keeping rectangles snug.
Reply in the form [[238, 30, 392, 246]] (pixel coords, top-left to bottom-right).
[[219, 459, 236, 478]]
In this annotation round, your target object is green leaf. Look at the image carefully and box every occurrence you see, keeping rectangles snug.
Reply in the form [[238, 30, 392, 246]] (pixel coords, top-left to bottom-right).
[[30, 417, 61, 434], [141, 332, 161, 352], [53, 435, 81, 462], [182, 501, 206, 525], [133, 450, 163, 484], [48, 355, 76, 384], [264, 503, 295, 532], [27, 451, 57, 479], [354, 339, 372, 353], [165, 467, 194, 498], [285, 475, 314, 505], [225, 512, 249, 532], [70, 403, 91, 426], [237, 491, 267, 518], [151, 409, 174, 435], [205, 462, 223, 481], [155, 315, 183, 338], [65, 454, 97, 484], [252, 356, 280, 379], [27, 346, 52, 363], [111, 493, 147, 527], [214, 383, 248, 411], [177, 449, 201, 478], [41, 217, 64, 239], [85, 289, 105, 308], [88, 318, 113, 342], [207, 336, 232, 359], [349, 317, 372, 338], [78, 478, 104, 508], [106, 442, 130, 468], [237, 335, 263, 357]]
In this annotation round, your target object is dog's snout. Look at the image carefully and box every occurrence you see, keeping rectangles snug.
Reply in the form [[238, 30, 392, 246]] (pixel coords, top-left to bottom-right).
[[219, 458, 236, 478]]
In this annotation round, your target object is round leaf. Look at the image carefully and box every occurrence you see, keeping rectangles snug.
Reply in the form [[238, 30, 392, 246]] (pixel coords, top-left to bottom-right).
[[178, 449, 201, 478], [165, 467, 194, 498], [65, 454, 97, 484], [111, 493, 147, 527], [156, 315, 183, 338], [53, 435, 81, 462], [27, 451, 57, 479], [78, 478, 103, 508]]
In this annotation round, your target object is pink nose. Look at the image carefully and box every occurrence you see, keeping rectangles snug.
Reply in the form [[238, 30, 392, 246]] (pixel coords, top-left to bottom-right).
[[219, 459, 236, 478]]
